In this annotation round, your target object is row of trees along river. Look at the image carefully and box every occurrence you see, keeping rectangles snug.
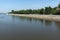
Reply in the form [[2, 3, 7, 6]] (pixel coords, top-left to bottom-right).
[[10, 4, 60, 15]]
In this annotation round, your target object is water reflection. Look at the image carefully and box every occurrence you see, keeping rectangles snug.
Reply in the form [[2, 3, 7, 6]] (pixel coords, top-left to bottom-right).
[[0, 14, 60, 40], [16, 16, 52, 26], [45, 20, 52, 26], [11, 16, 60, 28], [55, 21, 60, 30]]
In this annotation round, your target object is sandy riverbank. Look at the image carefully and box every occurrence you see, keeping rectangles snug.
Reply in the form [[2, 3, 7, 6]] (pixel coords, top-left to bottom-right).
[[8, 14, 60, 21]]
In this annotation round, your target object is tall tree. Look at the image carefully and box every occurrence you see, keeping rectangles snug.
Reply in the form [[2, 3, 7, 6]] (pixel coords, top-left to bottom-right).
[[11, 10, 15, 13], [48, 6, 52, 14], [45, 7, 49, 14], [58, 3, 60, 8], [40, 8, 44, 14]]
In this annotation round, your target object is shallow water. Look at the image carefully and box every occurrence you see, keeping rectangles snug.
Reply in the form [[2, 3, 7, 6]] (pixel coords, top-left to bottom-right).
[[0, 14, 60, 40]]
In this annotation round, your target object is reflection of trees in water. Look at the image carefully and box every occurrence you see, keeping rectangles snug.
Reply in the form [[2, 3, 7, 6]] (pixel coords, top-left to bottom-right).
[[20, 17, 33, 22], [44, 20, 52, 26], [11, 16, 33, 23], [31, 18, 44, 23], [11, 16, 53, 27], [11, 16, 52, 25], [12, 16, 45, 23], [55, 21, 60, 30], [11, 15, 15, 20], [16, 16, 33, 23], [16, 16, 43, 23]]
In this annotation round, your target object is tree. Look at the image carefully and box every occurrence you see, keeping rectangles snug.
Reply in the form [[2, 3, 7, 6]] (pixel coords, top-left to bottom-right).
[[11, 10, 14, 13], [9, 3, 60, 15], [45, 6, 52, 14], [27, 9, 32, 14], [45, 7, 49, 14], [32, 10, 38, 14], [39, 8, 44, 14], [48, 6, 52, 14], [51, 8, 56, 15], [58, 3, 60, 8]]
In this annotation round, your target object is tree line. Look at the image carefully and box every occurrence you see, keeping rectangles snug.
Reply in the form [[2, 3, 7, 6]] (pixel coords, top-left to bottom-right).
[[10, 4, 60, 15]]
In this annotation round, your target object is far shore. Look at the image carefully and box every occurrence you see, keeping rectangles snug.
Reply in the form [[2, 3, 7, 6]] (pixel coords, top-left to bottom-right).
[[8, 14, 60, 21]]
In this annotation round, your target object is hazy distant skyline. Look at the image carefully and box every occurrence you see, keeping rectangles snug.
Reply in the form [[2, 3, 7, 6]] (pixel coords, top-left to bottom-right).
[[0, 0, 60, 13]]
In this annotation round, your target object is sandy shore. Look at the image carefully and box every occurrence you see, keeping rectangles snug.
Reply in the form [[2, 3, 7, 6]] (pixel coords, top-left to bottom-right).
[[8, 14, 60, 21]]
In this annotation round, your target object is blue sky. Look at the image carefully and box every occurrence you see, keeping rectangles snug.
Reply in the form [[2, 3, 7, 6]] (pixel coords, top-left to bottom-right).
[[0, 0, 60, 13]]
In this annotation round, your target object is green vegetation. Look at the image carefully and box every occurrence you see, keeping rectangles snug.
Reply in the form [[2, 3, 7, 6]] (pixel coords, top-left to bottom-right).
[[10, 4, 60, 15]]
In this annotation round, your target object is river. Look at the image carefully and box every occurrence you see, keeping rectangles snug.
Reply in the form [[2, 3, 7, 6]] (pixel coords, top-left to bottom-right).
[[0, 14, 60, 40]]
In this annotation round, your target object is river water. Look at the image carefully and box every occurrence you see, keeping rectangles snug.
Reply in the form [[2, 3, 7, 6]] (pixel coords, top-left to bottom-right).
[[0, 14, 60, 40]]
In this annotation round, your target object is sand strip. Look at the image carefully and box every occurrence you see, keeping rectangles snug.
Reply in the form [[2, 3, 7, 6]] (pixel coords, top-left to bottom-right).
[[8, 14, 60, 21]]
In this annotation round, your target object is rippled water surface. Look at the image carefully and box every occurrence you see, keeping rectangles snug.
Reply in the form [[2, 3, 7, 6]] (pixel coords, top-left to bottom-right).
[[0, 14, 60, 40]]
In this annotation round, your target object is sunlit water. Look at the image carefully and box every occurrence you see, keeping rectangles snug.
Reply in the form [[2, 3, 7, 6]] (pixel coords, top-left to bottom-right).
[[0, 14, 60, 40]]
